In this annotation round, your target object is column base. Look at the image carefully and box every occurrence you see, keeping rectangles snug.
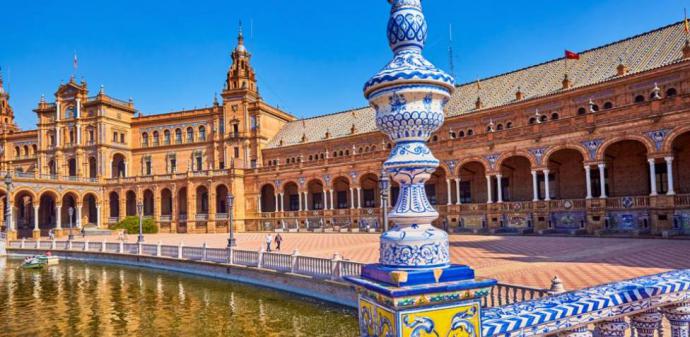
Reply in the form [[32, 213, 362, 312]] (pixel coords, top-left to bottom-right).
[[346, 264, 495, 337], [32, 230, 41, 240], [54, 229, 65, 238], [6, 230, 17, 241]]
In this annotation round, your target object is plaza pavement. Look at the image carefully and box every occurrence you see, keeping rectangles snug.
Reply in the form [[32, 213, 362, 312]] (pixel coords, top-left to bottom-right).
[[97, 232, 689, 291]]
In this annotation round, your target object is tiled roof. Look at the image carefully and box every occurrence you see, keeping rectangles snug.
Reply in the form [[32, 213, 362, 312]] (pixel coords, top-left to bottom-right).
[[266, 21, 687, 149]]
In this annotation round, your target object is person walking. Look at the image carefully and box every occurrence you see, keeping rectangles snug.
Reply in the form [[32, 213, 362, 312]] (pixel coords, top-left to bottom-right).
[[274, 233, 283, 251], [265, 233, 273, 252]]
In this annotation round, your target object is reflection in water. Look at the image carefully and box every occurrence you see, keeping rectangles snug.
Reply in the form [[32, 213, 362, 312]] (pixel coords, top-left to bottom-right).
[[0, 258, 357, 337]]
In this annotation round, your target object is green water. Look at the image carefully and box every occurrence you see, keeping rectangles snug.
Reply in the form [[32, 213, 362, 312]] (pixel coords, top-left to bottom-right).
[[0, 258, 358, 337]]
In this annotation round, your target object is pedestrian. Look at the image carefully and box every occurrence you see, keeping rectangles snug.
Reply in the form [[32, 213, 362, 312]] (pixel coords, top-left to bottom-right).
[[274, 233, 283, 251], [265, 233, 273, 252], [48, 229, 55, 241]]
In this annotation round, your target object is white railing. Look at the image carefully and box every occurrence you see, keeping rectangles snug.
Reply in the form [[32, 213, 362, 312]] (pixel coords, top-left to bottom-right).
[[6, 239, 549, 308]]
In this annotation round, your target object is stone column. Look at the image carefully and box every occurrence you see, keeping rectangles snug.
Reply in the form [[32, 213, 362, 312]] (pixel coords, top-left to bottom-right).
[[303, 192, 308, 211], [584, 165, 593, 199], [486, 175, 493, 204], [445, 179, 452, 205], [33, 202, 40, 239], [496, 174, 503, 203], [350, 188, 355, 209], [356, 187, 362, 209], [96, 204, 102, 228], [123, 161, 128, 177], [631, 309, 663, 337], [666, 156, 675, 195], [55, 204, 62, 230], [329, 190, 335, 210], [648, 159, 658, 196], [531, 170, 539, 201], [661, 302, 690, 337], [274, 194, 279, 212], [322, 191, 327, 210], [544, 169, 551, 201], [257, 196, 262, 213], [598, 163, 607, 199], [593, 317, 629, 337], [298, 191, 302, 211], [280, 193, 285, 212], [76, 203, 82, 229], [454, 178, 461, 205]]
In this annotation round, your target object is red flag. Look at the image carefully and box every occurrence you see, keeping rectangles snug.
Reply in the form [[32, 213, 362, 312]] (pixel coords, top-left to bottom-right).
[[565, 50, 580, 60]]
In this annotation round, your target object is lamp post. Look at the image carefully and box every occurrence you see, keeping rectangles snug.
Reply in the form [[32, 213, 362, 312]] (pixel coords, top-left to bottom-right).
[[136, 201, 144, 243], [226, 193, 236, 247], [379, 167, 390, 232], [68, 206, 74, 240], [4, 172, 12, 234]]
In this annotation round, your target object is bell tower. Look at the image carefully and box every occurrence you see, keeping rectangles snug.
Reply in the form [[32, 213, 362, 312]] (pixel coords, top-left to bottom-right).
[[223, 23, 258, 98], [0, 69, 19, 134]]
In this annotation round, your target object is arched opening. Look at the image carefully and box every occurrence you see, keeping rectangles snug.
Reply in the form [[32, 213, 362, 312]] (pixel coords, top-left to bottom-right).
[[307, 180, 325, 210], [666, 88, 678, 97], [109, 192, 120, 219], [671, 131, 690, 194], [283, 182, 299, 211], [498, 156, 532, 201], [196, 186, 209, 215], [143, 189, 154, 217], [458, 161, 488, 203], [215, 185, 229, 214], [186, 127, 194, 143], [333, 177, 351, 209], [61, 193, 78, 230], [177, 187, 188, 232], [142, 132, 149, 147], [68, 158, 77, 177], [425, 168, 448, 206], [112, 154, 126, 178], [39, 192, 58, 233], [13, 191, 35, 238], [82, 194, 98, 226], [547, 149, 586, 199], [359, 174, 379, 208], [160, 189, 173, 217], [125, 191, 137, 216], [88, 157, 97, 179], [603, 140, 650, 197], [260, 184, 276, 212]]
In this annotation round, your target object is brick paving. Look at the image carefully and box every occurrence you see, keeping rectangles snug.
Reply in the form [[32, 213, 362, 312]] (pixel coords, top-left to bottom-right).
[[98, 232, 690, 290]]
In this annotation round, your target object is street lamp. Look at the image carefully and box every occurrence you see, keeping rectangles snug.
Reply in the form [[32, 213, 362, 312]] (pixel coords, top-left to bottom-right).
[[136, 201, 144, 243], [4, 172, 12, 233], [379, 167, 390, 232], [68, 206, 74, 240], [226, 193, 236, 247]]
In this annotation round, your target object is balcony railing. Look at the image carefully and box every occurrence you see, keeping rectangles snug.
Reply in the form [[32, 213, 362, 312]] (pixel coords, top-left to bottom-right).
[[605, 196, 650, 209]]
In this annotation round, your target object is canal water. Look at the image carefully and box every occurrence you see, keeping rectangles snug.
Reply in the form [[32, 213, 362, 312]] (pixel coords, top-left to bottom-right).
[[0, 258, 358, 337]]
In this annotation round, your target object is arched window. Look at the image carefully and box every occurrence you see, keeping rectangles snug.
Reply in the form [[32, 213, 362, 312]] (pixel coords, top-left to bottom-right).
[[165, 130, 172, 145], [14, 147, 20, 158], [540, 115, 548, 123], [634, 95, 645, 103], [175, 129, 182, 144], [666, 88, 678, 97], [386, 143, 392, 149], [577, 107, 587, 115], [528, 117, 537, 125], [506, 122, 513, 129], [450, 132, 456, 139], [496, 124, 504, 131], [31, 145, 37, 155], [186, 127, 194, 142], [603, 102, 613, 110], [142, 133, 149, 147], [23, 145, 29, 157], [153, 131, 160, 146], [591, 104, 599, 112], [198, 126, 206, 141], [65, 106, 76, 119], [432, 135, 438, 142], [458, 131, 465, 138], [467, 129, 474, 136], [551, 113, 559, 120]]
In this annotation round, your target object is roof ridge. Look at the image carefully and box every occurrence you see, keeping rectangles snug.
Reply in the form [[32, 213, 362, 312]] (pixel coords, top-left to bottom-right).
[[455, 20, 684, 89], [292, 105, 371, 122]]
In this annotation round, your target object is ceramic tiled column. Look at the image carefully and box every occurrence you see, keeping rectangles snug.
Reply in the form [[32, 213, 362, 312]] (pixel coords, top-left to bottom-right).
[[631, 309, 663, 337], [594, 317, 629, 337], [662, 302, 690, 337], [345, 1, 495, 336]]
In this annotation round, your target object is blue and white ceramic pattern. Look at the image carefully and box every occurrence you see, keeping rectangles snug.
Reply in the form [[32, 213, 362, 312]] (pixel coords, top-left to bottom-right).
[[365, 0, 455, 268]]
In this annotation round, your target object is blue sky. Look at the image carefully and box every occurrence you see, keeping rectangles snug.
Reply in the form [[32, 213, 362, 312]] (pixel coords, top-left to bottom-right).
[[0, 0, 686, 130]]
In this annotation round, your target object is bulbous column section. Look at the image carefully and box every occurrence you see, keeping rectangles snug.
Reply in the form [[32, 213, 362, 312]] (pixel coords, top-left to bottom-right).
[[631, 309, 663, 337], [365, 0, 455, 269], [594, 318, 629, 337], [662, 302, 690, 337]]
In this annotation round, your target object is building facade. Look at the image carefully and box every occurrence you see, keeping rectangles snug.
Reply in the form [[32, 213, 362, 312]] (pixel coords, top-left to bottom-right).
[[2, 22, 690, 238]]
